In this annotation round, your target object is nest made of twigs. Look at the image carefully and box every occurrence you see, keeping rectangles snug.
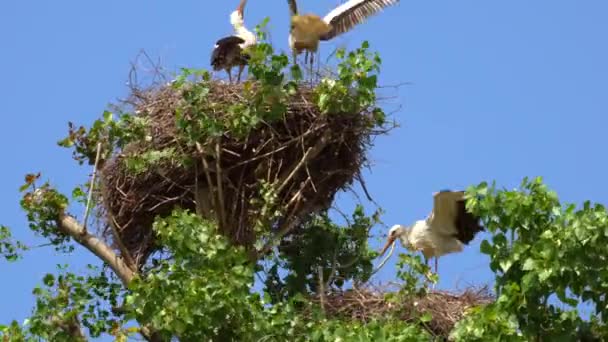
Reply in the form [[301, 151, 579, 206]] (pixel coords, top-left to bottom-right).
[[99, 80, 386, 266], [313, 285, 493, 339]]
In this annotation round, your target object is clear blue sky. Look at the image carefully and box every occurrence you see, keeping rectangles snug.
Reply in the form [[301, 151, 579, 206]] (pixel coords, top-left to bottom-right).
[[1, 0, 607, 338]]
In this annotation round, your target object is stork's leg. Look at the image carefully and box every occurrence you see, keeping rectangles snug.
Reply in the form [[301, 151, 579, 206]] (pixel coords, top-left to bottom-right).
[[292, 49, 298, 65], [309, 52, 314, 80], [236, 64, 245, 83], [432, 257, 438, 290], [226, 68, 233, 84]]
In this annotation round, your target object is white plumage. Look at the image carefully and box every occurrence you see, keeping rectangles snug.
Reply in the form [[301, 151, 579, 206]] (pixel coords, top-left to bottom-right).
[[379, 190, 485, 275]]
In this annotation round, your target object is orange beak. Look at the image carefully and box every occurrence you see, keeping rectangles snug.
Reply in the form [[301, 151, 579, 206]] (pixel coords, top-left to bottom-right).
[[378, 235, 396, 257], [237, 0, 246, 15]]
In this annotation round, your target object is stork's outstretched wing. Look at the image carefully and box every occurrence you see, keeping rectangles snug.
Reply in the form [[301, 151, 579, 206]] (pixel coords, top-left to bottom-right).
[[287, 0, 298, 16], [428, 190, 464, 236], [454, 197, 484, 244], [320, 0, 399, 41], [429, 190, 484, 243]]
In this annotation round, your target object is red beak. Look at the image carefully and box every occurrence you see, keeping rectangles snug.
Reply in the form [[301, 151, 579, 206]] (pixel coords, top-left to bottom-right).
[[378, 236, 396, 257]]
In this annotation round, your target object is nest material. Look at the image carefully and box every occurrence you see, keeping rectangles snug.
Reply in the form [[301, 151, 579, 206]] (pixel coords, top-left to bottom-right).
[[314, 286, 493, 339], [100, 80, 382, 266]]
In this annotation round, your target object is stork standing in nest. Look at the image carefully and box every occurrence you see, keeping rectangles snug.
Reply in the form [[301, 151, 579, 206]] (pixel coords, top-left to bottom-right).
[[379, 190, 485, 276], [210, 0, 256, 83], [286, 0, 400, 66]]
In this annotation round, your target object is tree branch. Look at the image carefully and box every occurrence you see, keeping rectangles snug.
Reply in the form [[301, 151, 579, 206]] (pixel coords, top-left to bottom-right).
[[57, 212, 134, 285], [56, 212, 166, 341]]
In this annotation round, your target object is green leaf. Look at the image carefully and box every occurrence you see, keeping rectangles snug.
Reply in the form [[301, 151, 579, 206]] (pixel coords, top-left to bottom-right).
[[42, 274, 55, 287], [480, 240, 493, 254], [419, 312, 432, 323], [522, 258, 537, 271]]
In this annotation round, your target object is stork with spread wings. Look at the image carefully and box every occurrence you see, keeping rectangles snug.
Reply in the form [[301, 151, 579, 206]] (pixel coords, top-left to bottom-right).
[[379, 190, 485, 275], [287, 0, 400, 65]]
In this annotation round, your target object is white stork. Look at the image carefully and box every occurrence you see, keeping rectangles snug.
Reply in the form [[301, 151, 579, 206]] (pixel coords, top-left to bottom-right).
[[379, 190, 485, 275], [210, 0, 256, 83], [287, 0, 400, 65]]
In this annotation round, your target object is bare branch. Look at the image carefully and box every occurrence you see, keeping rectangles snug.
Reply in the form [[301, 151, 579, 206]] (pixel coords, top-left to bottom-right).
[[215, 139, 227, 231], [317, 266, 326, 314], [356, 172, 377, 206], [82, 142, 102, 232], [57, 212, 134, 285], [276, 131, 330, 194], [196, 142, 221, 231], [109, 216, 137, 271]]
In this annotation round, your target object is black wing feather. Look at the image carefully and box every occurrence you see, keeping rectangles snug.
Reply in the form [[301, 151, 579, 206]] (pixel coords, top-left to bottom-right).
[[321, 0, 399, 41], [454, 199, 484, 245]]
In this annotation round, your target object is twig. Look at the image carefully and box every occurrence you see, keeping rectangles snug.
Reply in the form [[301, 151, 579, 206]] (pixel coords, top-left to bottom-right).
[[356, 172, 377, 206], [110, 216, 137, 271], [215, 139, 227, 231], [325, 248, 339, 289], [276, 131, 330, 194], [82, 142, 102, 232], [196, 142, 220, 231], [317, 266, 326, 314]]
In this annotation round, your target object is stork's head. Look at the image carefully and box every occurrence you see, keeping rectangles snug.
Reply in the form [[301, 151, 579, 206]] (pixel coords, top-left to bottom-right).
[[230, 0, 247, 27], [378, 224, 409, 257], [230, 9, 244, 27]]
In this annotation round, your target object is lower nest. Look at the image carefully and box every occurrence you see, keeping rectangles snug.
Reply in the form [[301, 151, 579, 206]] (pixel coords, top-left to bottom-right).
[[313, 286, 494, 339], [99, 80, 381, 266]]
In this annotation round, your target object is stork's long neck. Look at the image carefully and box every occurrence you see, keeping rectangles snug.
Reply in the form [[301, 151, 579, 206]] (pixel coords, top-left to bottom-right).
[[230, 11, 256, 47], [398, 227, 412, 246], [236, 26, 256, 47]]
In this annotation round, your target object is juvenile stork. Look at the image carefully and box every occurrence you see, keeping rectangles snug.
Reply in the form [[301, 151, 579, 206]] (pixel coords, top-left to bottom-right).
[[210, 0, 256, 83], [379, 190, 485, 275], [287, 0, 400, 65]]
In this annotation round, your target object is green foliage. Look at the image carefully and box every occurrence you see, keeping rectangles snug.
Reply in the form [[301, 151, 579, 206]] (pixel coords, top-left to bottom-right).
[[123, 147, 179, 175], [452, 177, 607, 340], [19, 173, 72, 252], [58, 111, 150, 166], [0, 225, 27, 262], [314, 41, 385, 126], [123, 209, 431, 341], [266, 206, 380, 302], [125, 209, 257, 341], [308, 319, 430, 342], [395, 253, 437, 297], [1, 266, 124, 341]]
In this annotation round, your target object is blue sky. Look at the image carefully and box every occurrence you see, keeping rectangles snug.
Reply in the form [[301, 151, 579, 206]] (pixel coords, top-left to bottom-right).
[[1, 0, 607, 338]]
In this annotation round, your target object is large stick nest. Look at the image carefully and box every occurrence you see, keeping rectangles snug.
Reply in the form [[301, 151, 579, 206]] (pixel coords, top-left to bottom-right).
[[99, 80, 386, 266], [313, 285, 493, 339]]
